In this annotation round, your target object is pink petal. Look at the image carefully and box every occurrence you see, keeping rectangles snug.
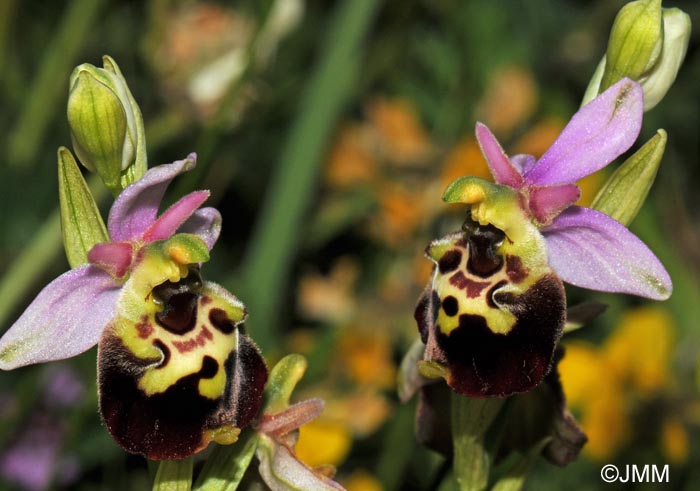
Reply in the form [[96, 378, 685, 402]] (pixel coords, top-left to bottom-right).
[[178, 207, 222, 250], [525, 79, 643, 186], [108, 154, 197, 242], [543, 206, 672, 300], [510, 154, 536, 175], [257, 435, 346, 491], [142, 190, 209, 243], [475, 123, 524, 188], [87, 242, 133, 278], [0, 265, 120, 369], [529, 184, 581, 224]]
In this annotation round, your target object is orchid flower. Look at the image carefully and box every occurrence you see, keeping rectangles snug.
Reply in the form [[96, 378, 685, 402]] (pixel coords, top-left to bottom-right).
[[0, 155, 268, 461], [414, 78, 671, 398], [0, 154, 220, 370], [448, 77, 672, 300]]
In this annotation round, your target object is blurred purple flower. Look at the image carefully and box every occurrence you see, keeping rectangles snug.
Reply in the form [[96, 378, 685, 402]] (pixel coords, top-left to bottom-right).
[[1, 366, 84, 491], [471, 78, 671, 299], [0, 154, 221, 370], [42, 366, 85, 408], [0, 424, 61, 491]]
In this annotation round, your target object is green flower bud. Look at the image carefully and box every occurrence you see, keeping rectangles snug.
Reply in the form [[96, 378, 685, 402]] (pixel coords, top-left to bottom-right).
[[640, 8, 691, 110], [584, 1, 690, 111], [601, 0, 663, 90], [67, 56, 146, 195]]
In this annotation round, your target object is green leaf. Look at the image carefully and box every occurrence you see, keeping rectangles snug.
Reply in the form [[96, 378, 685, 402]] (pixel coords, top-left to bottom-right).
[[193, 431, 259, 491], [490, 438, 551, 491], [451, 393, 505, 491], [153, 458, 193, 491], [236, 0, 380, 352], [57, 147, 109, 267], [591, 129, 666, 226]]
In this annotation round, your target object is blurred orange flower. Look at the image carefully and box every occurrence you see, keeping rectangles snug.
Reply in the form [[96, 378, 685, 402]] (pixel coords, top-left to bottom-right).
[[476, 65, 538, 136], [325, 124, 378, 188], [366, 98, 432, 165], [441, 137, 492, 188]]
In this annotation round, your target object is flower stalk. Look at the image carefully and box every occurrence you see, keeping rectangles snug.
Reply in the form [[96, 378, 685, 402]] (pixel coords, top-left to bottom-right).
[[451, 394, 504, 491], [153, 458, 193, 491]]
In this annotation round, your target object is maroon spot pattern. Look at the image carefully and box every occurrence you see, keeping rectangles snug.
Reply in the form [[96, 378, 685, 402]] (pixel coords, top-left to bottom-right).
[[172, 326, 214, 354]]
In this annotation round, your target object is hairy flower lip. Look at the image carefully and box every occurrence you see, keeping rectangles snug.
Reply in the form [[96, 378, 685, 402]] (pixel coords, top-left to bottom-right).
[[466, 78, 671, 300], [0, 155, 222, 370]]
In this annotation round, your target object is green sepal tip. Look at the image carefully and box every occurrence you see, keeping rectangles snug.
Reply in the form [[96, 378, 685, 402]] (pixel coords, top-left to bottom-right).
[[591, 129, 666, 226], [57, 147, 109, 268]]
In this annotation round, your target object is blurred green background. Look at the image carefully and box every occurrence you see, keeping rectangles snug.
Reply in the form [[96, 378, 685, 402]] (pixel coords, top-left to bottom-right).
[[0, 0, 698, 490]]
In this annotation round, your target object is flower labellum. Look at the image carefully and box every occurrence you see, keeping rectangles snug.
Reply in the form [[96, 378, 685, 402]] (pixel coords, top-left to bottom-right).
[[415, 213, 566, 398], [99, 258, 268, 460]]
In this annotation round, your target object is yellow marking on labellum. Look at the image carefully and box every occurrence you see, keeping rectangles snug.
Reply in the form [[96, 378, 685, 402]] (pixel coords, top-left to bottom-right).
[[418, 360, 450, 379], [205, 424, 241, 446], [198, 337, 230, 400], [427, 232, 544, 336], [114, 282, 246, 398]]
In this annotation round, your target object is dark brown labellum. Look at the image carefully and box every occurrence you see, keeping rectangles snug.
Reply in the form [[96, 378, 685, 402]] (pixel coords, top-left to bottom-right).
[[416, 217, 566, 397], [98, 272, 267, 460]]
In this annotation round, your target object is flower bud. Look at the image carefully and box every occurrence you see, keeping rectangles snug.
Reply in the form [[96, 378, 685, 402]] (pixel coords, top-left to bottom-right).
[[67, 56, 146, 195], [583, 1, 690, 110], [639, 8, 691, 110], [601, 0, 663, 90]]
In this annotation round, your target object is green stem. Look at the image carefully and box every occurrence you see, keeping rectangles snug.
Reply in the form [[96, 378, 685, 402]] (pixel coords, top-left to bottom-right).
[[153, 458, 193, 491], [451, 393, 504, 491], [375, 402, 416, 491], [193, 432, 259, 491], [8, 0, 104, 168], [234, 0, 380, 351]]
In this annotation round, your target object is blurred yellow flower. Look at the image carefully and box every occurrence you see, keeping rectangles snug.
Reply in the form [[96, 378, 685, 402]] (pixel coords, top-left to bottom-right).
[[603, 307, 674, 395], [661, 417, 689, 464], [343, 470, 384, 491], [576, 169, 605, 208], [296, 419, 353, 468], [560, 306, 683, 461], [476, 65, 538, 136]]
